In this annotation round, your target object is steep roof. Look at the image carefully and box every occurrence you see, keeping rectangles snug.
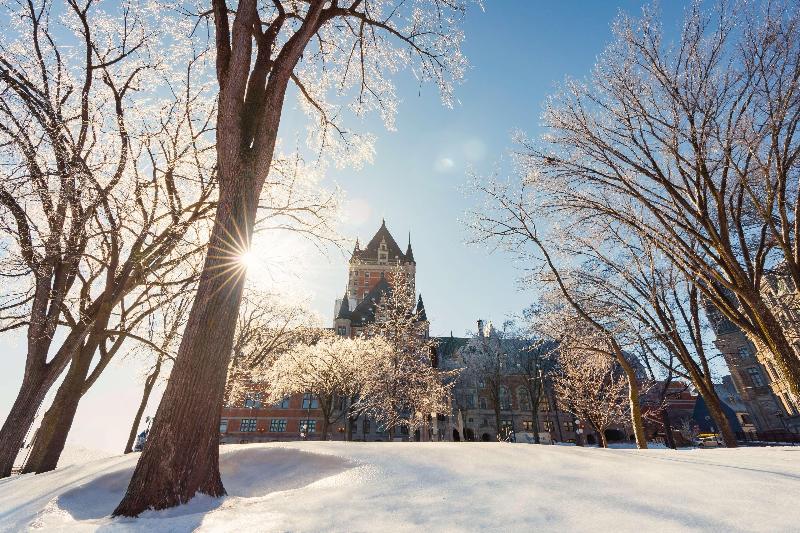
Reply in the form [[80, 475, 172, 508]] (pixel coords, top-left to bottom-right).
[[349, 277, 393, 325], [336, 292, 351, 320], [416, 294, 427, 321], [353, 220, 408, 263]]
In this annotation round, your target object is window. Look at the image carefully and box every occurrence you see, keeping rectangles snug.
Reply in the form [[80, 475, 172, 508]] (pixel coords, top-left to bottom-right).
[[302, 393, 319, 409], [220, 419, 228, 433], [543, 420, 555, 432], [747, 367, 765, 387], [737, 345, 752, 359], [337, 326, 347, 336], [522, 421, 534, 431], [240, 418, 257, 432], [299, 420, 317, 433], [500, 419, 513, 431], [274, 397, 290, 409], [243, 393, 263, 409], [479, 397, 488, 410], [363, 418, 371, 434], [540, 400, 551, 412], [563, 421, 575, 432], [499, 387, 511, 410], [269, 419, 287, 432], [466, 394, 475, 409], [518, 388, 531, 411]]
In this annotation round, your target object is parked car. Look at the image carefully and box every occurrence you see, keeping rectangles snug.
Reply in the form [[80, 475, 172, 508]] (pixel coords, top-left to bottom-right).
[[694, 435, 723, 448]]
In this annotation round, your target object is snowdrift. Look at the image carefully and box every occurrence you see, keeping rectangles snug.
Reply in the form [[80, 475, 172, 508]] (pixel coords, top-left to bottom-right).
[[1, 442, 798, 532]]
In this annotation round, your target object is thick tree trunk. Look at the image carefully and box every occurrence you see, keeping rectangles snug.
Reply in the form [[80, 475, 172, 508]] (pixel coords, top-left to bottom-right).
[[125, 359, 162, 454], [22, 350, 94, 474], [113, 182, 258, 517], [0, 367, 54, 477], [612, 345, 648, 449], [750, 300, 800, 400]]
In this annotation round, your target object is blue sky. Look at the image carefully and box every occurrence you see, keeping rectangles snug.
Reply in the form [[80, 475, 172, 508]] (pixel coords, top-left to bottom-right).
[[292, 0, 688, 338], [1, 1, 691, 452]]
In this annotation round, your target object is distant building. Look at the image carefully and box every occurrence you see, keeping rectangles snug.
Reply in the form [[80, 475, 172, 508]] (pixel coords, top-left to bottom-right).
[[220, 220, 427, 444], [433, 324, 634, 445], [705, 293, 800, 436]]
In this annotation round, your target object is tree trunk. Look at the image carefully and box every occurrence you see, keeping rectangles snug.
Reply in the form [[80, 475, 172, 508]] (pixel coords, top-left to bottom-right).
[[125, 358, 162, 454], [320, 417, 330, 441], [702, 390, 738, 448], [529, 388, 541, 444], [661, 409, 676, 449], [612, 343, 648, 449], [598, 430, 608, 448], [0, 366, 55, 477], [113, 181, 259, 517], [22, 349, 94, 474]]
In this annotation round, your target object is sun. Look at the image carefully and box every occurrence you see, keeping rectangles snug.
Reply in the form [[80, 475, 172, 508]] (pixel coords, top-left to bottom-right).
[[238, 251, 258, 270]]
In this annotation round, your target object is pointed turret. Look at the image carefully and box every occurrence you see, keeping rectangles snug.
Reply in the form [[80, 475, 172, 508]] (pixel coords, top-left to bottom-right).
[[416, 294, 427, 322], [405, 232, 415, 263], [336, 291, 351, 320]]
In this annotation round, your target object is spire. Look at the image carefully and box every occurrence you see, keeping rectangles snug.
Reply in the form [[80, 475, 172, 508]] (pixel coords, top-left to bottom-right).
[[336, 290, 351, 320], [405, 231, 415, 263], [416, 294, 427, 321], [354, 237, 360, 251]]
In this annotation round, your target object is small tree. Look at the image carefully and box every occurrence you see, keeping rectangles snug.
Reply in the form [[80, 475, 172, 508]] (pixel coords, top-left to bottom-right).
[[261, 335, 390, 440], [360, 269, 454, 437], [553, 341, 629, 448], [460, 323, 513, 438]]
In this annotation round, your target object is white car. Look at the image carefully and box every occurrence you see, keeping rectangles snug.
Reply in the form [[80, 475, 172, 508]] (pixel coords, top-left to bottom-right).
[[695, 436, 723, 448]]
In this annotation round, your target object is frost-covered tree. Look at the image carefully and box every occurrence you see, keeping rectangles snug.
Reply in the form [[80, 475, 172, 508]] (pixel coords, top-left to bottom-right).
[[552, 334, 629, 449], [512, 1, 800, 398], [0, 0, 218, 477], [225, 289, 321, 407], [359, 269, 454, 436], [118, 0, 471, 514], [260, 335, 390, 440], [459, 322, 514, 438]]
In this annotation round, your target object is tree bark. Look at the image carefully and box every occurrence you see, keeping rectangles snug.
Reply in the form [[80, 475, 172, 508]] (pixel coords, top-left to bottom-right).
[[22, 348, 95, 474], [125, 358, 162, 454], [113, 181, 258, 516], [0, 367, 55, 477], [598, 430, 608, 448], [662, 409, 676, 449], [702, 390, 738, 448]]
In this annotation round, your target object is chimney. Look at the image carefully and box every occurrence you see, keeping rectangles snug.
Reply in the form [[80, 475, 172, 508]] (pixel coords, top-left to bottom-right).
[[477, 319, 485, 337]]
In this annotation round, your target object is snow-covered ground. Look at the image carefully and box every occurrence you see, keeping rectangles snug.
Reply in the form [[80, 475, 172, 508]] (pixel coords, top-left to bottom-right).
[[1, 442, 798, 532]]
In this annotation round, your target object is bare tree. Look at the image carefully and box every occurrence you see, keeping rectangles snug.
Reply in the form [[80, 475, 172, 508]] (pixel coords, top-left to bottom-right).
[[115, 0, 470, 514], [224, 288, 321, 407], [517, 1, 800, 398], [261, 335, 390, 440], [469, 177, 649, 448], [567, 228, 739, 447], [459, 322, 514, 439], [0, 0, 217, 477], [552, 329, 630, 448], [123, 292, 195, 454], [513, 314, 557, 444]]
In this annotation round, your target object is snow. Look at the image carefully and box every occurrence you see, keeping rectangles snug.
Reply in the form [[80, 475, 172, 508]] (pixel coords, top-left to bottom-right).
[[1, 442, 798, 532]]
